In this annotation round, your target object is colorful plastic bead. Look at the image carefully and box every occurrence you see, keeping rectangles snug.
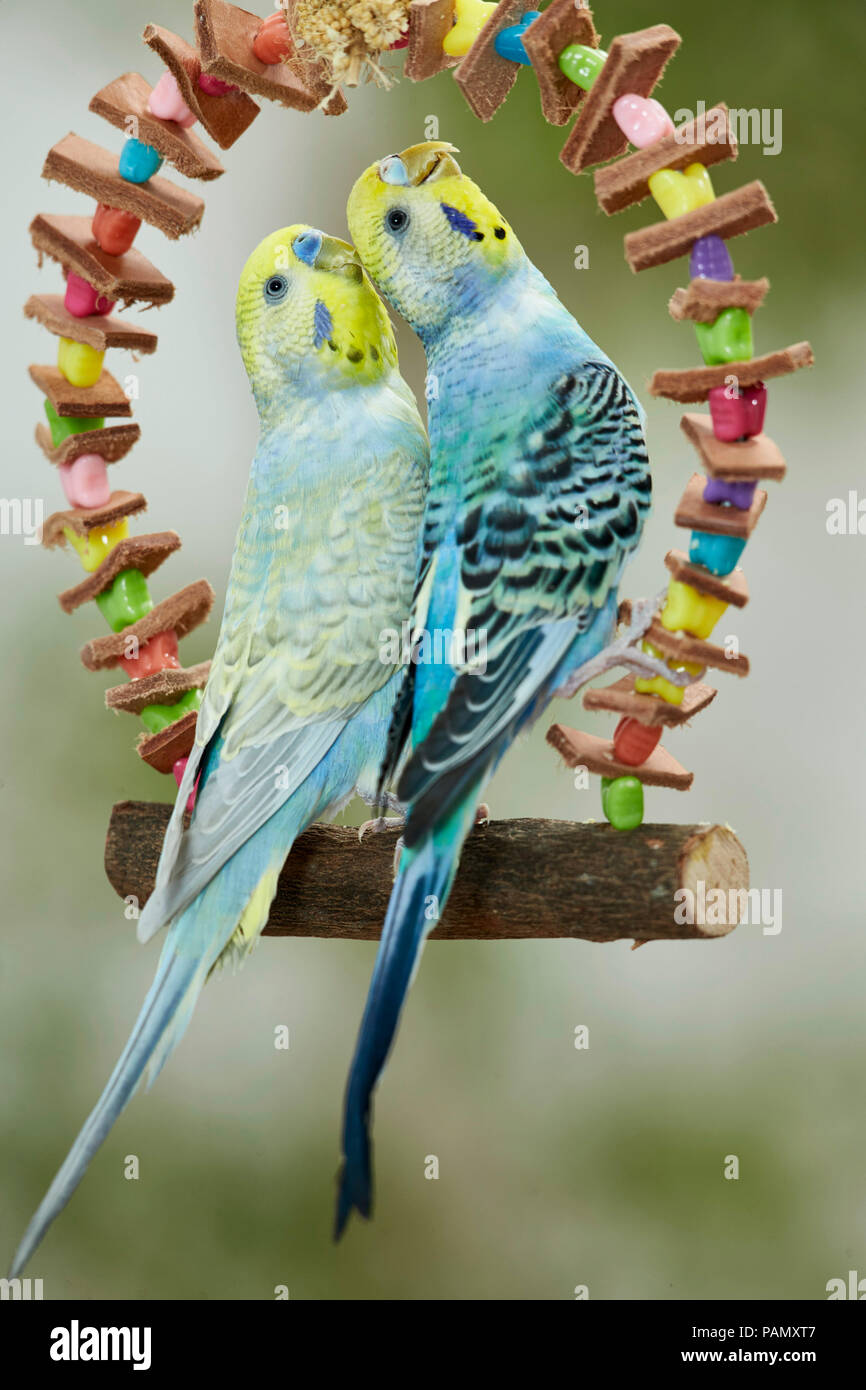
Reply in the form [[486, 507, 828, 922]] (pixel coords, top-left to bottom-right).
[[57, 337, 105, 389], [64, 273, 115, 318], [390, 32, 409, 49], [62, 517, 129, 573], [197, 72, 239, 95], [634, 640, 701, 706], [58, 453, 111, 509], [443, 0, 496, 57], [601, 775, 644, 831], [44, 400, 104, 447], [252, 11, 294, 63], [708, 382, 767, 441], [172, 755, 200, 811], [92, 203, 141, 257], [688, 531, 747, 577], [612, 93, 674, 149], [612, 717, 662, 768], [118, 628, 180, 679], [702, 477, 757, 510], [694, 308, 753, 366], [494, 11, 541, 64], [118, 137, 163, 184], [648, 163, 715, 220], [689, 235, 734, 282], [95, 568, 154, 633], [659, 579, 727, 641], [139, 686, 202, 735], [558, 43, 608, 90], [147, 71, 197, 127]]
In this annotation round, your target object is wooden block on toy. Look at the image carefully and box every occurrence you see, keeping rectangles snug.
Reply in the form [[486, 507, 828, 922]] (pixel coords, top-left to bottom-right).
[[194, 0, 343, 113], [42, 134, 205, 240], [664, 550, 749, 608], [454, 0, 529, 122], [523, 0, 599, 127], [560, 24, 681, 174], [89, 73, 225, 180], [405, 0, 459, 80], [30, 364, 132, 418], [582, 675, 718, 726], [106, 662, 211, 715], [137, 710, 199, 773], [624, 180, 776, 273], [594, 103, 736, 214], [668, 275, 769, 322], [141, 23, 260, 148], [30, 213, 174, 308], [42, 492, 147, 546], [651, 342, 814, 402], [58, 533, 181, 613], [80, 579, 215, 671], [24, 294, 158, 355], [547, 724, 694, 789], [674, 472, 767, 538], [680, 413, 787, 481], [35, 420, 141, 467]]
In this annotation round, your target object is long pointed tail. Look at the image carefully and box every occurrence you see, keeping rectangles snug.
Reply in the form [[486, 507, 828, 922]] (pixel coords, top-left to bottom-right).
[[9, 844, 283, 1278], [334, 788, 480, 1238]]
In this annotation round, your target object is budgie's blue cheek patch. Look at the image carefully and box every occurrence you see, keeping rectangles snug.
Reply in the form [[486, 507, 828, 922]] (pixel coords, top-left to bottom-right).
[[441, 202, 484, 243], [313, 299, 333, 350]]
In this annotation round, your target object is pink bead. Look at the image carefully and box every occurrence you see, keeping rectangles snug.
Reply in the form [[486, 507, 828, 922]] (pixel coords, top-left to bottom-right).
[[708, 383, 768, 442], [64, 272, 116, 318], [612, 93, 675, 149], [147, 71, 197, 127], [172, 756, 200, 812], [197, 72, 238, 96], [58, 453, 111, 508]]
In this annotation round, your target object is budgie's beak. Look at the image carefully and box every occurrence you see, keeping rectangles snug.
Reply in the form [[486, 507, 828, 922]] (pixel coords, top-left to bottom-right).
[[313, 233, 364, 282], [378, 142, 462, 187]]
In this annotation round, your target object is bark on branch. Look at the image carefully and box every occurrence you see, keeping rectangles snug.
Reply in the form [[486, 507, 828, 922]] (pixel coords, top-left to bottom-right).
[[105, 802, 749, 944]]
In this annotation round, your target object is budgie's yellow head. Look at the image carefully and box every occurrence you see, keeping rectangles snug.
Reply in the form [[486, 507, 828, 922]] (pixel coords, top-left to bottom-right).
[[235, 225, 398, 408], [347, 143, 523, 341]]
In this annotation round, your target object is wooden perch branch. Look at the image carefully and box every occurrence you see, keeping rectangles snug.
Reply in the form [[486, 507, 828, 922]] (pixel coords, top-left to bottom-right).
[[105, 802, 749, 944]]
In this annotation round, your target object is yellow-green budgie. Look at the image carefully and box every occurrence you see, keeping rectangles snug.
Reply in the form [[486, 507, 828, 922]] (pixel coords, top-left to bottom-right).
[[10, 226, 428, 1275], [335, 144, 651, 1233]]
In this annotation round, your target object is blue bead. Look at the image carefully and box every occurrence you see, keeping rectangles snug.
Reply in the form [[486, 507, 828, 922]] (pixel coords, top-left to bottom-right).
[[494, 11, 542, 65], [118, 138, 164, 184], [688, 530, 746, 577]]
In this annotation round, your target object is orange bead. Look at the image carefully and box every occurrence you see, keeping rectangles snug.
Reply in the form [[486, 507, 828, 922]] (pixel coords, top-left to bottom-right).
[[613, 717, 663, 767], [252, 12, 293, 64], [118, 628, 180, 679], [92, 203, 141, 257]]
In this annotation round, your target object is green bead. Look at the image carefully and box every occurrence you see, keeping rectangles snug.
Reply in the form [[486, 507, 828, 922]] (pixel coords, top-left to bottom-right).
[[95, 568, 154, 633], [558, 43, 607, 91], [139, 687, 202, 735], [600, 774, 644, 831], [44, 399, 105, 447], [693, 308, 754, 366]]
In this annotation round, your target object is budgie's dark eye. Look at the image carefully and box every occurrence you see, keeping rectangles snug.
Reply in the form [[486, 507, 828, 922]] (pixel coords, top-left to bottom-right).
[[385, 207, 410, 235], [264, 274, 288, 303]]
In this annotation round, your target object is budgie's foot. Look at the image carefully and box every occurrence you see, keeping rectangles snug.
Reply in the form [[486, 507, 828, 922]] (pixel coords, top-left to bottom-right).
[[475, 802, 491, 827], [358, 814, 405, 843], [553, 591, 703, 701]]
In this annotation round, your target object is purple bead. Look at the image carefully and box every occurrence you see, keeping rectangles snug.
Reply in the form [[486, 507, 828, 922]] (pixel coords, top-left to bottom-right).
[[689, 235, 734, 282], [702, 477, 757, 510]]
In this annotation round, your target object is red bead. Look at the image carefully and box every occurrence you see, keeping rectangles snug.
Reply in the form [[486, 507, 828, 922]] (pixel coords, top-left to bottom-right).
[[707, 382, 767, 442], [92, 203, 142, 257], [613, 717, 663, 767], [118, 628, 180, 679], [252, 12, 293, 64]]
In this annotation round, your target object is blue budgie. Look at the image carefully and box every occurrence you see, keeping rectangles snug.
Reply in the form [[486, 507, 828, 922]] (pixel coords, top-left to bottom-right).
[[10, 225, 428, 1275], [335, 143, 652, 1233]]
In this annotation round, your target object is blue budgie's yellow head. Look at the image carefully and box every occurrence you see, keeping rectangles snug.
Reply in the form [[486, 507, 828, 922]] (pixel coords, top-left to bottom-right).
[[235, 225, 398, 412], [347, 143, 524, 341]]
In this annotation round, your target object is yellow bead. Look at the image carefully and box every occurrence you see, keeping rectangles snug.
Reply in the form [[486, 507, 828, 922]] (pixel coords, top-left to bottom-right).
[[62, 518, 129, 573], [57, 337, 105, 388], [442, 0, 496, 57], [659, 579, 727, 641], [634, 639, 702, 706], [648, 162, 715, 220]]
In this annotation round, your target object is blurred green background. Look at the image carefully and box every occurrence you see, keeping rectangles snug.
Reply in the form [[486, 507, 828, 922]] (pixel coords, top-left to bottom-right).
[[1, 0, 864, 1300]]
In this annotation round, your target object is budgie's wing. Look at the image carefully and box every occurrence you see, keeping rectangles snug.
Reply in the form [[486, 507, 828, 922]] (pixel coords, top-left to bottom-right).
[[139, 436, 426, 940], [398, 361, 651, 828]]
